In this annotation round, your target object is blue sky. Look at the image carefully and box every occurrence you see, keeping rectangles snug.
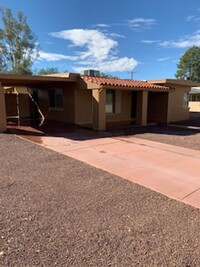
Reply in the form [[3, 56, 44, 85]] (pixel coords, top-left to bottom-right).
[[1, 0, 200, 79]]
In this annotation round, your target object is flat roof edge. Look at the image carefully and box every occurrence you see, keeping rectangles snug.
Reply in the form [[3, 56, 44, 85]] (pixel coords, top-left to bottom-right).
[[147, 78, 200, 87], [0, 73, 79, 83]]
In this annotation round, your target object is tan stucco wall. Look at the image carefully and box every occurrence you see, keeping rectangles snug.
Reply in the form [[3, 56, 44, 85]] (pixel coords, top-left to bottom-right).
[[74, 89, 92, 125], [15, 86, 28, 94], [5, 93, 30, 118], [19, 95, 30, 118], [5, 94, 18, 117], [92, 89, 106, 130], [167, 86, 190, 122], [37, 84, 75, 124], [74, 90, 132, 126], [0, 86, 7, 132], [148, 92, 168, 123], [136, 91, 148, 125], [189, 101, 200, 112], [106, 91, 132, 123]]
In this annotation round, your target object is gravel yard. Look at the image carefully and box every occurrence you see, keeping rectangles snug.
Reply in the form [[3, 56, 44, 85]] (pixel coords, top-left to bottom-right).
[[127, 125, 200, 151], [1, 134, 200, 266], [110, 113, 200, 151]]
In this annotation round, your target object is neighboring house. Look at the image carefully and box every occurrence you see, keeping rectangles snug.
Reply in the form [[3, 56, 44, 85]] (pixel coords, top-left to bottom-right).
[[189, 87, 200, 112], [0, 72, 199, 132]]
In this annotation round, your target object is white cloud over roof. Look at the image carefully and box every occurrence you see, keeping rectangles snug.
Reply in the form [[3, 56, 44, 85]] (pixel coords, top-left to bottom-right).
[[39, 51, 78, 61], [51, 29, 118, 61], [39, 28, 138, 73], [74, 57, 137, 73]]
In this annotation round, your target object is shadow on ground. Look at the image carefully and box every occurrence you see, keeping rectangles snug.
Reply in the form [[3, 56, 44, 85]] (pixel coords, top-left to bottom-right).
[[7, 112, 200, 143]]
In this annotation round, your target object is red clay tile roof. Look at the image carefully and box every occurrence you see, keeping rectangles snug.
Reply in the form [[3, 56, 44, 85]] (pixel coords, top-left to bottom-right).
[[81, 75, 171, 90]]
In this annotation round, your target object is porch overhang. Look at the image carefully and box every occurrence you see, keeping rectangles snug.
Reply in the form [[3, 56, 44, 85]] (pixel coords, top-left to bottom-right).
[[100, 85, 172, 92], [85, 84, 172, 92], [0, 73, 78, 87]]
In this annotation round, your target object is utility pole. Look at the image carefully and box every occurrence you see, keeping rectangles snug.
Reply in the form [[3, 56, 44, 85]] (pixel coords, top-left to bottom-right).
[[130, 71, 136, 80]]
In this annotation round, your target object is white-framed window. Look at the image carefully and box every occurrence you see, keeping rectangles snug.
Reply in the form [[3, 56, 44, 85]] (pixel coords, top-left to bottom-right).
[[183, 92, 189, 108], [106, 90, 115, 113], [49, 89, 63, 109], [189, 94, 200, 102]]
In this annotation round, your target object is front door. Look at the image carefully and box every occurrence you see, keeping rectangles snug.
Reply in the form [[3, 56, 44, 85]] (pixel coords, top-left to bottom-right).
[[131, 91, 137, 119]]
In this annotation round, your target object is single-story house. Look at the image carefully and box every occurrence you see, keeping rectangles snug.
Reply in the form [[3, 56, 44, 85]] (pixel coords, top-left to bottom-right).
[[0, 72, 199, 132]]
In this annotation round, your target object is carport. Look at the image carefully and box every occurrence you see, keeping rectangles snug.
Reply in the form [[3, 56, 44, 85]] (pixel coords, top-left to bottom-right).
[[0, 73, 78, 132]]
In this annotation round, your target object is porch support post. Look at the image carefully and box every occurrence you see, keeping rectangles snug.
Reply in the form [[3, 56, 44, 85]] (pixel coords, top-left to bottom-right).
[[166, 91, 172, 123], [0, 84, 7, 132], [136, 90, 148, 126], [92, 89, 106, 130]]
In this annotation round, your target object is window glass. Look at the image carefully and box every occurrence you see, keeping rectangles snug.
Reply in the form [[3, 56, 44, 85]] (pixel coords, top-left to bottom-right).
[[106, 90, 115, 113], [49, 89, 63, 109], [49, 89, 56, 107]]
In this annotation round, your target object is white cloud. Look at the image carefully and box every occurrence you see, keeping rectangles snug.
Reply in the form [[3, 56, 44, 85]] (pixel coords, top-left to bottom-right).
[[48, 28, 138, 73], [109, 33, 125, 38], [74, 57, 138, 73], [157, 57, 170, 62], [38, 51, 78, 61], [51, 29, 118, 61], [127, 18, 157, 30], [159, 31, 200, 48], [186, 15, 200, 22], [141, 39, 160, 44], [95, 23, 110, 28], [186, 15, 196, 22]]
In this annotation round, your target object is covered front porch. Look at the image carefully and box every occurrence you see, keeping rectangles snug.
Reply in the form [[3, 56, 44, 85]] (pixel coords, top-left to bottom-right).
[[91, 88, 170, 131]]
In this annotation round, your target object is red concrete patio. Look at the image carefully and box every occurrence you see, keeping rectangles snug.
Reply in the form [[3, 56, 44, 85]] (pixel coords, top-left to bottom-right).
[[8, 124, 200, 209]]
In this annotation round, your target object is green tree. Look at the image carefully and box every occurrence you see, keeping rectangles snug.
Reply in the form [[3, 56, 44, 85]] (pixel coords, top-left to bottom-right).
[[37, 67, 59, 75], [0, 7, 39, 74], [175, 46, 200, 82]]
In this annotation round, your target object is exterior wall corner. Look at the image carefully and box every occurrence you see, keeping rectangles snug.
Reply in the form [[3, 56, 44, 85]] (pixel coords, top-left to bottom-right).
[[0, 86, 7, 132]]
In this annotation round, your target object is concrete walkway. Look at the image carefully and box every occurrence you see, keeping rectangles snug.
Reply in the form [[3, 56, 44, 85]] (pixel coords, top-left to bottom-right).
[[10, 126, 200, 209]]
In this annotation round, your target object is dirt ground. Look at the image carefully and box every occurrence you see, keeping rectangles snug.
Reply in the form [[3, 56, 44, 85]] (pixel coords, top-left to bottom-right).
[[110, 112, 200, 151], [1, 133, 200, 266], [127, 125, 200, 151]]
